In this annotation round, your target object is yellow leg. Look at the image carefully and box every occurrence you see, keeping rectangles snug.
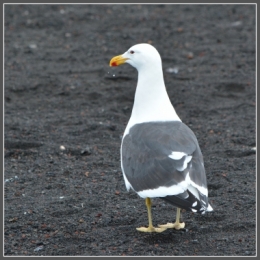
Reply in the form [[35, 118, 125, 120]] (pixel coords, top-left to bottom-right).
[[136, 198, 167, 233], [158, 207, 185, 230]]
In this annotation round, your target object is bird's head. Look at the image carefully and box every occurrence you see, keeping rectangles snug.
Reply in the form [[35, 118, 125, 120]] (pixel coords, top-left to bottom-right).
[[109, 43, 162, 70]]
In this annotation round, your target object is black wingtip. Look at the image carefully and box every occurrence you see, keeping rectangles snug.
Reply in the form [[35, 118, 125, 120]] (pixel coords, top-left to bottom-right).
[[160, 190, 210, 214]]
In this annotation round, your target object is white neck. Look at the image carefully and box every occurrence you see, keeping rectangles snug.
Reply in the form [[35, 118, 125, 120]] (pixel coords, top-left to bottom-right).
[[124, 64, 181, 136]]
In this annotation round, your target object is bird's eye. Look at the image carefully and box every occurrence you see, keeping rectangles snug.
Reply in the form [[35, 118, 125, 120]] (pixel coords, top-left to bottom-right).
[[130, 50, 135, 54]]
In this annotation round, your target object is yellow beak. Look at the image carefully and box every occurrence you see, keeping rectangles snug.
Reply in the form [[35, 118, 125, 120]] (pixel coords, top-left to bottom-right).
[[109, 55, 128, 67]]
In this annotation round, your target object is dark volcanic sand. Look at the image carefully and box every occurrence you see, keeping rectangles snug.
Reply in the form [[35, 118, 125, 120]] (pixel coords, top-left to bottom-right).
[[4, 4, 256, 256]]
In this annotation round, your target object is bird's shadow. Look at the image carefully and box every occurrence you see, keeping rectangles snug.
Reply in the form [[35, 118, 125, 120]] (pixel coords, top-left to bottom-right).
[[137, 228, 188, 245]]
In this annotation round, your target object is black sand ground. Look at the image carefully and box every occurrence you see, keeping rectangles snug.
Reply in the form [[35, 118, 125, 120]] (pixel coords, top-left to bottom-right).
[[4, 4, 256, 256]]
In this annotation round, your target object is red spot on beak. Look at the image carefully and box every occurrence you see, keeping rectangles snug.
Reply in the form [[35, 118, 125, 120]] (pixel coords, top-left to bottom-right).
[[111, 62, 117, 67]]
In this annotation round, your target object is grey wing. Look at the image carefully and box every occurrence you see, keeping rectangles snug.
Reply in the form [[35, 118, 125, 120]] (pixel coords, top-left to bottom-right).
[[121, 121, 210, 212]]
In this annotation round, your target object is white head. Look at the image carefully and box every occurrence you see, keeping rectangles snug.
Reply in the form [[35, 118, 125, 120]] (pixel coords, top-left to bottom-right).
[[109, 43, 182, 128], [109, 43, 162, 71]]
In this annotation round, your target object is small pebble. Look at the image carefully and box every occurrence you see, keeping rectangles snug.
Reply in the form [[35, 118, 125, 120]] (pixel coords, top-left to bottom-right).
[[29, 44, 37, 49], [34, 245, 44, 252], [187, 52, 194, 59], [231, 21, 242, 27], [166, 67, 179, 74]]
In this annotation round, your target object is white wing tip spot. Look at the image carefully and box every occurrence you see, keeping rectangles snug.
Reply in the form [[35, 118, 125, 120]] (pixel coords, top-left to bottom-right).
[[168, 151, 187, 160], [192, 201, 198, 207], [207, 203, 213, 212]]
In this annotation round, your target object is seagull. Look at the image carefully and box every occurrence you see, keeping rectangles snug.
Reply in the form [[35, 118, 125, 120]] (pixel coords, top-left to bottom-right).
[[109, 43, 213, 233]]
